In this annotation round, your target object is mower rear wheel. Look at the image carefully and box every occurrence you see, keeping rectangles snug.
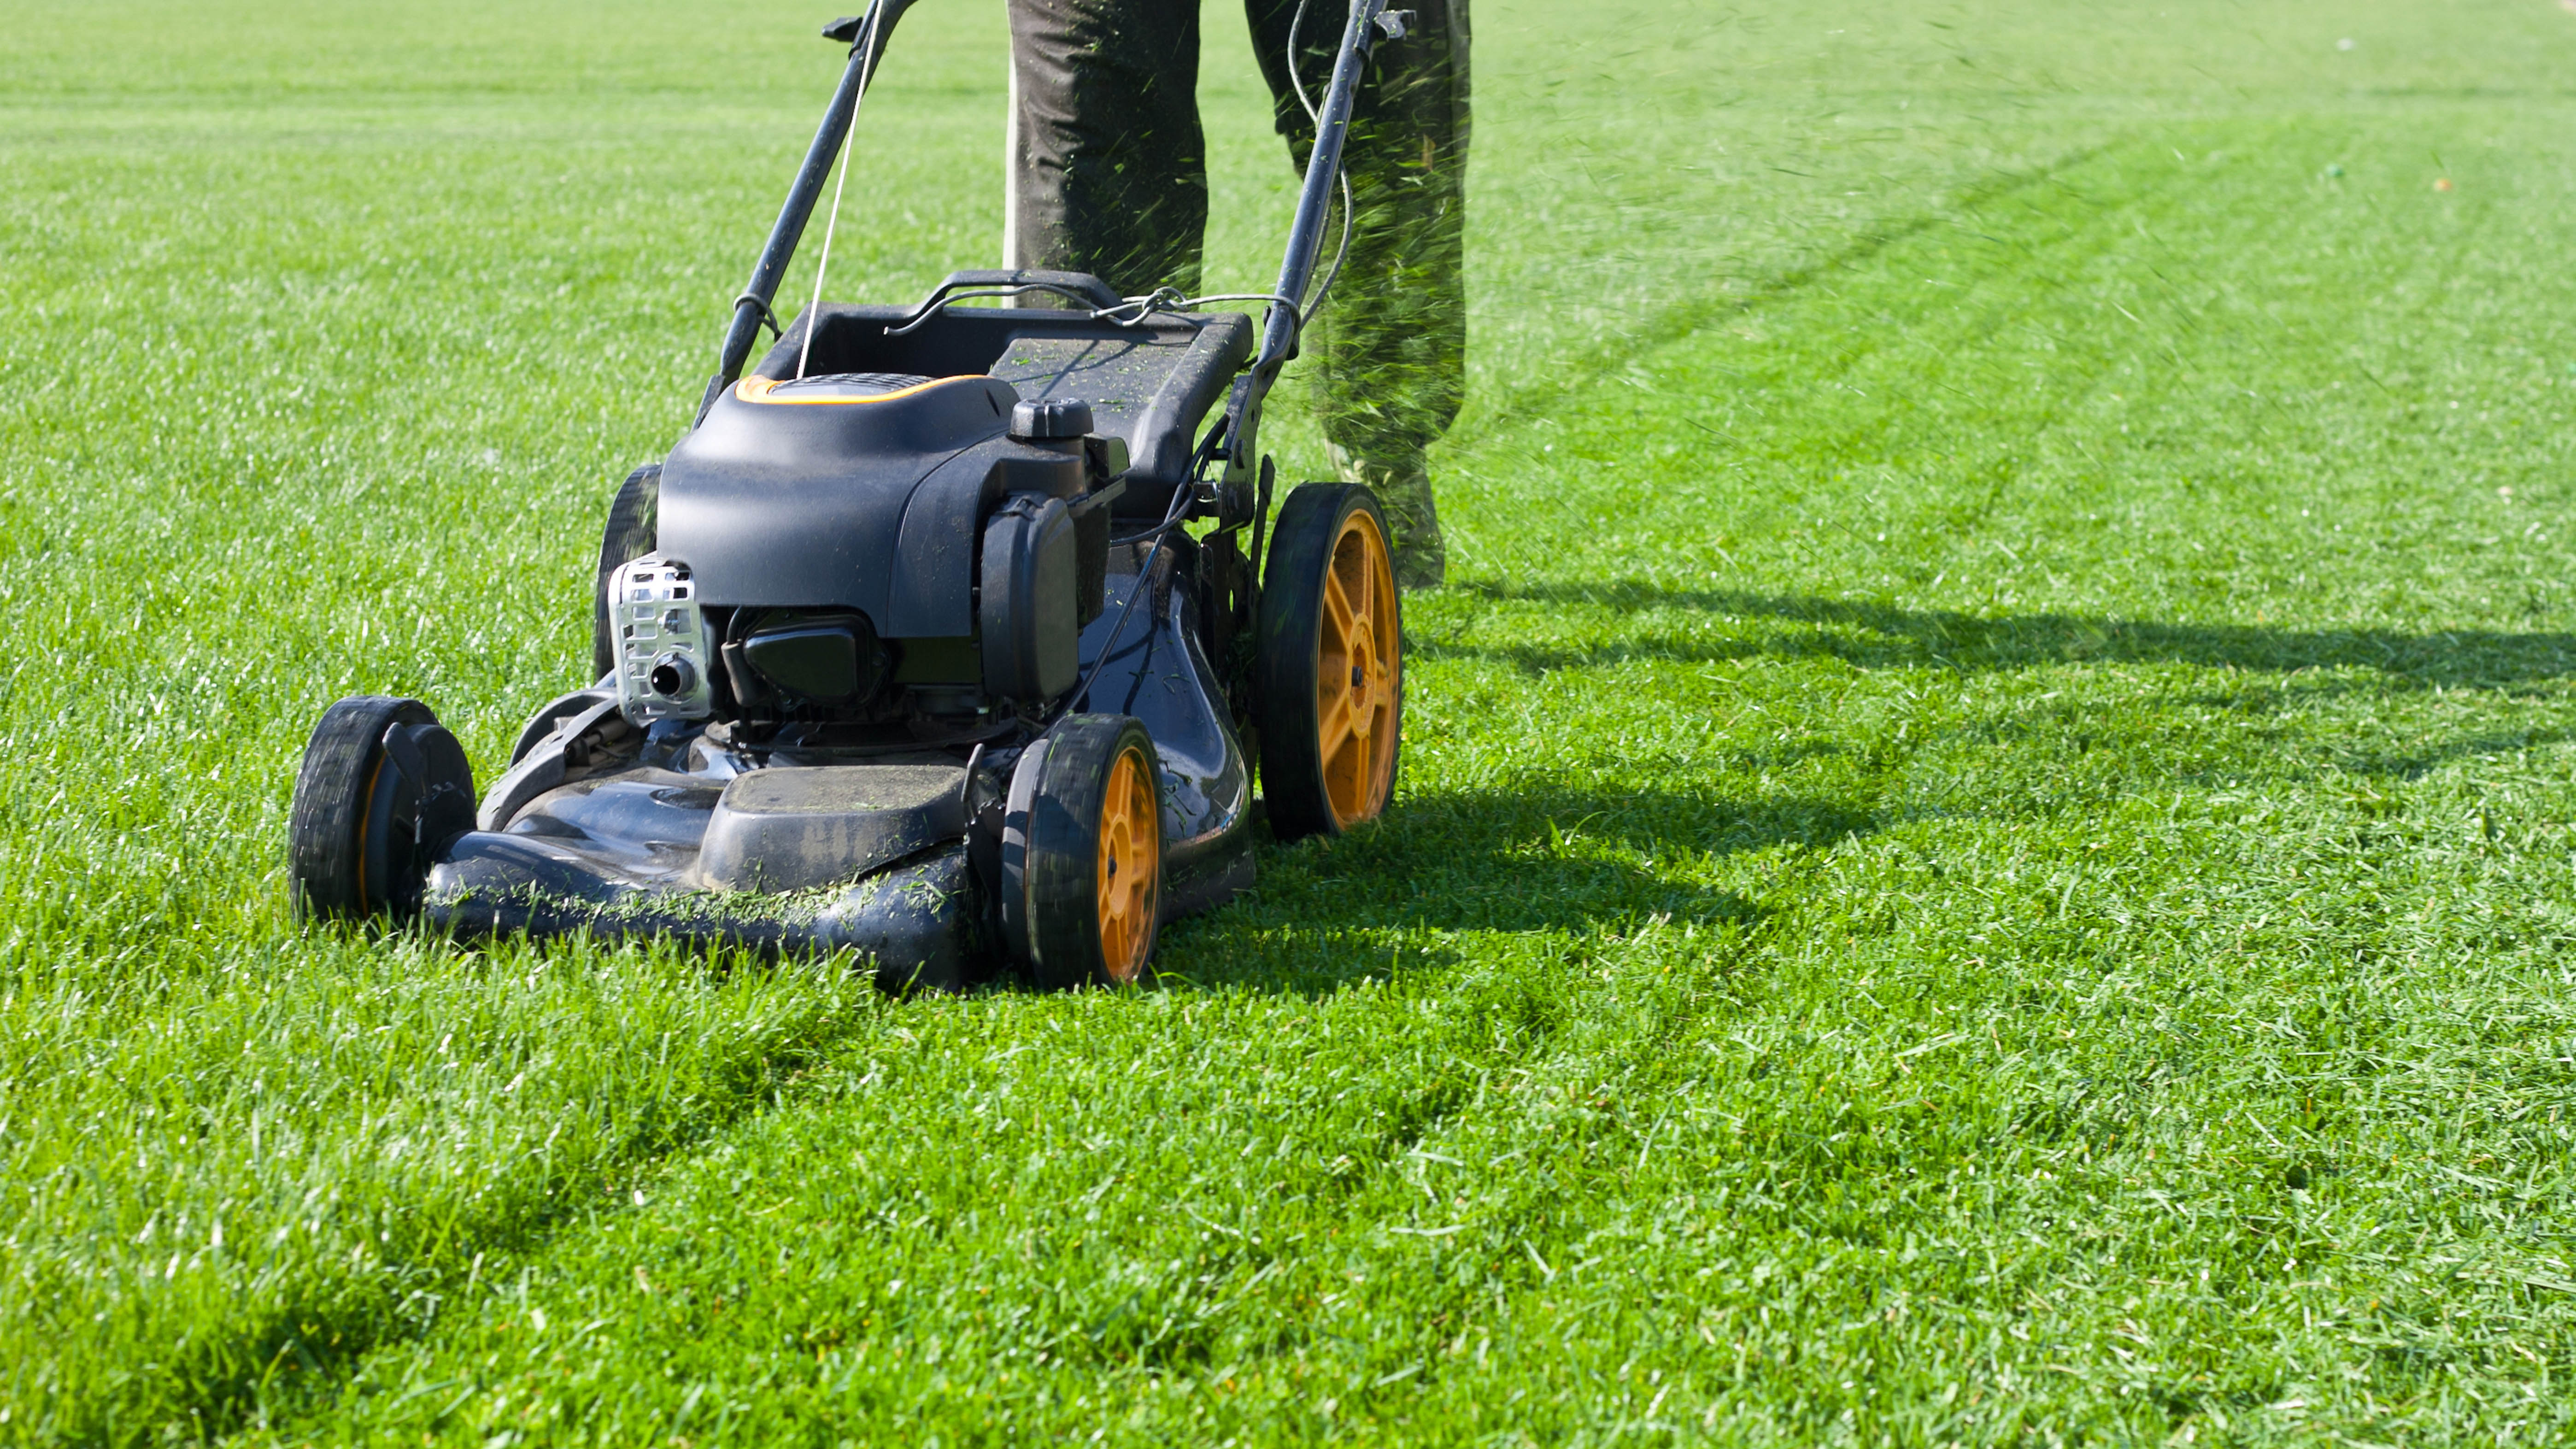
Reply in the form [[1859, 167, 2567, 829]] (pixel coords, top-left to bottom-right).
[[289, 695, 478, 921], [591, 463, 660, 681], [1256, 483, 1402, 842], [1010, 715, 1163, 988]]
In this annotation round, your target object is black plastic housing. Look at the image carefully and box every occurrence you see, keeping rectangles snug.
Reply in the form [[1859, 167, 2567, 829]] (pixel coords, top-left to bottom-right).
[[657, 281, 1242, 720], [660, 375, 1089, 642], [979, 496, 1080, 701]]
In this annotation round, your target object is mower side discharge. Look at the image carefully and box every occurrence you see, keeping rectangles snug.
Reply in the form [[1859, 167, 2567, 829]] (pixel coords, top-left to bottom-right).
[[289, 0, 1411, 988]]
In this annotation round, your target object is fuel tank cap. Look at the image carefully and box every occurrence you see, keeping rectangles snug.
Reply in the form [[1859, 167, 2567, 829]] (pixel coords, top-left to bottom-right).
[[1009, 396, 1094, 441]]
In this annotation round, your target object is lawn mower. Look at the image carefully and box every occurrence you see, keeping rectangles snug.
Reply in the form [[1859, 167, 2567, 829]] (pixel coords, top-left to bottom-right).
[[286, 0, 1413, 989]]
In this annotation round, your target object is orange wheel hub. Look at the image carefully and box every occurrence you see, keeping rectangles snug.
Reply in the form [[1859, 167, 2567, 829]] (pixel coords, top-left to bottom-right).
[[1314, 510, 1400, 827], [1096, 746, 1158, 981]]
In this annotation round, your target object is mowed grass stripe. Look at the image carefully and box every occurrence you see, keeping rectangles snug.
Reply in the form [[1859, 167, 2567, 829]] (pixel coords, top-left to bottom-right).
[[222, 111, 2576, 1444]]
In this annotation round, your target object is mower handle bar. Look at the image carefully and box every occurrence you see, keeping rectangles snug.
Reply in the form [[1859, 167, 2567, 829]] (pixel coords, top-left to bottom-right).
[[1213, 0, 1394, 474], [883, 271, 1127, 335]]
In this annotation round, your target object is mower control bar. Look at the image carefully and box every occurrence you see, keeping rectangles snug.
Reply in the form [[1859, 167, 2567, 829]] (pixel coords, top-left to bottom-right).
[[1216, 0, 1394, 474], [695, 0, 919, 425]]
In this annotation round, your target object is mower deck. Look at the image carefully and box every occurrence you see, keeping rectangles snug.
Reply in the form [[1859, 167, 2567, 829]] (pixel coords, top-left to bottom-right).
[[423, 553, 1253, 987]]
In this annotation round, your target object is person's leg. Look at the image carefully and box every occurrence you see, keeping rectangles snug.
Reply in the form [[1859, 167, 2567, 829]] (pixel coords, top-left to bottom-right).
[[1247, 0, 1469, 588], [1006, 0, 1209, 297]]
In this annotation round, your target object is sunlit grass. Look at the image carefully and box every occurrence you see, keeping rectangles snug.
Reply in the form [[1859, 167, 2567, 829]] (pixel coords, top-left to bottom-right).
[[3, 0, 2575, 1443]]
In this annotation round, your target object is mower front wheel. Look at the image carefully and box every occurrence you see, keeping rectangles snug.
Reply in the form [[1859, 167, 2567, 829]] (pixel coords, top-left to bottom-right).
[[289, 696, 478, 921], [1256, 483, 1403, 842], [1004, 715, 1164, 988]]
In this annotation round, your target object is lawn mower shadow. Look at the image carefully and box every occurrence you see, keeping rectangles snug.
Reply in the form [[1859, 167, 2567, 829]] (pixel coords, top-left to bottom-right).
[[1155, 786, 1876, 995], [1440, 580, 2576, 690]]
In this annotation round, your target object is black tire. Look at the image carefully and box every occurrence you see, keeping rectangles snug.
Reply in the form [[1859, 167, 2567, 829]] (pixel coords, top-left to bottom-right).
[[289, 696, 478, 921], [592, 463, 660, 681], [1003, 715, 1163, 989], [1256, 483, 1403, 842]]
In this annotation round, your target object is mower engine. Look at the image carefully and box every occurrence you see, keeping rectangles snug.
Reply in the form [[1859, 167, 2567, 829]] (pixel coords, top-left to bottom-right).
[[615, 375, 1123, 739]]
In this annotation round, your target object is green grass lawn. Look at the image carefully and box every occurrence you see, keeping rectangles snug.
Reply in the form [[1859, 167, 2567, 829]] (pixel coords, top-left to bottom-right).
[[5, 0, 2576, 1442]]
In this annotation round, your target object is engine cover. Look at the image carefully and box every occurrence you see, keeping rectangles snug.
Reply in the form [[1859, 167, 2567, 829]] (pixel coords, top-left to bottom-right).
[[658, 373, 1081, 634]]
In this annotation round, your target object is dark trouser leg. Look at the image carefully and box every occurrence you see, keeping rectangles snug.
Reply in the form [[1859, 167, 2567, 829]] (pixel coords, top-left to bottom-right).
[[1005, 0, 1208, 296], [1249, 0, 1469, 587]]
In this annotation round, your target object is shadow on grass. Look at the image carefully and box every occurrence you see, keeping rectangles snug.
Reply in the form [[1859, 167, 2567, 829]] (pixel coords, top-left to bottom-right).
[[2332, 727, 2572, 781], [1437, 580, 2576, 689], [1162, 786, 1877, 995]]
